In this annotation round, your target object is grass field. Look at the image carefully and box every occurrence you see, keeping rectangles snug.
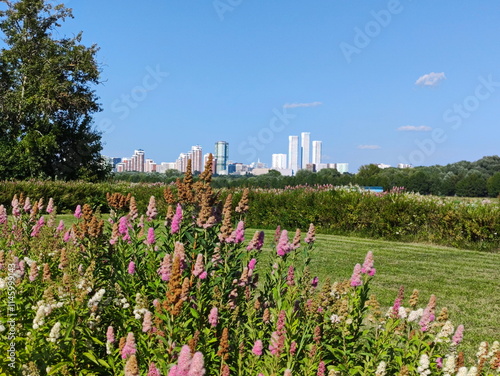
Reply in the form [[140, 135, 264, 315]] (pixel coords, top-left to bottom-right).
[[280, 231, 500, 362]]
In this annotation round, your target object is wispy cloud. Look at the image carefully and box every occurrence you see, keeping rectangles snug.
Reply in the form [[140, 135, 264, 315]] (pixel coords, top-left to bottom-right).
[[283, 101, 322, 108], [397, 125, 432, 132], [415, 72, 446, 87], [357, 145, 381, 150]]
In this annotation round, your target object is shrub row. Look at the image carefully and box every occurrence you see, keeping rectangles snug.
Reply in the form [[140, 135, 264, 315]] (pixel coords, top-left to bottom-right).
[[1, 181, 499, 251]]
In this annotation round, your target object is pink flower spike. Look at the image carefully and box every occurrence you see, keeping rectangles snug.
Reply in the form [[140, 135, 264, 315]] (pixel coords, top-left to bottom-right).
[[121, 332, 136, 359], [177, 345, 192, 375], [234, 220, 245, 243], [147, 362, 161, 376], [208, 307, 218, 327], [452, 324, 464, 345], [192, 254, 205, 277], [199, 271, 208, 280], [56, 220, 65, 232], [252, 339, 263, 356], [46, 198, 54, 214], [361, 251, 375, 275], [350, 263, 362, 287], [189, 351, 206, 376], [248, 258, 257, 270], [171, 204, 183, 234], [74, 205, 82, 219], [23, 197, 31, 213], [146, 227, 156, 245], [277, 230, 290, 256], [106, 326, 115, 343], [0, 205, 7, 224], [63, 229, 71, 242], [127, 261, 136, 274], [146, 196, 158, 221]]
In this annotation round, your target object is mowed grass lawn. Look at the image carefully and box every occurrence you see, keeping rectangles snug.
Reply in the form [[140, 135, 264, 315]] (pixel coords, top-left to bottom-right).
[[264, 231, 499, 362]]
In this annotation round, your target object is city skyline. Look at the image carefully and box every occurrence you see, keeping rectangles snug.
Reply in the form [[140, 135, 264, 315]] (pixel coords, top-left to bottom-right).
[[52, 2, 500, 171]]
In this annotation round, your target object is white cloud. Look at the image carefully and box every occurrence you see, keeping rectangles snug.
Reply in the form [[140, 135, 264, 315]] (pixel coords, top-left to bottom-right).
[[283, 101, 322, 108], [415, 72, 446, 87], [397, 125, 432, 132], [357, 145, 381, 150]]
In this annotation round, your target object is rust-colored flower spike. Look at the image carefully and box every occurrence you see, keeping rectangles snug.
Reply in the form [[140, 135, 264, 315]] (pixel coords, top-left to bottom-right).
[[124, 354, 139, 376], [263, 308, 270, 323], [42, 263, 51, 282], [107, 192, 131, 211], [88, 216, 104, 238], [29, 202, 39, 221], [184, 159, 194, 190], [0, 251, 4, 266], [82, 204, 93, 223], [366, 294, 381, 316], [199, 153, 213, 184], [59, 248, 69, 269], [166, 256, 183, 315], [118, 337, 126, 353], [180, 277, 191, 301], [218, 194, 233, 241], [292, 228, 301, 249], [129, 196, 138, 220], [196, 191, 212, 227], [491, 349, 500, 370], [437, 307, 449, 322], [235, 188, 249, 213], [409, 289, 419, 309], [18, 192, 25, 207], [397, 365, 410, 376], [163, 187, 176, 205], [217, 327, 230, 361], [456, 351, 465, 370], [187, 330, 200, 353]]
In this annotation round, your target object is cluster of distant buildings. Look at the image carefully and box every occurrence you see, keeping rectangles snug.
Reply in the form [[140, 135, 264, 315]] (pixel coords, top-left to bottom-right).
[[105, 132, 410, 176]]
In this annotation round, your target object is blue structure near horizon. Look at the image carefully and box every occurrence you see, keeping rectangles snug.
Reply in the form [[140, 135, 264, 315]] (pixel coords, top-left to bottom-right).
[[363, 186, 384, 193]]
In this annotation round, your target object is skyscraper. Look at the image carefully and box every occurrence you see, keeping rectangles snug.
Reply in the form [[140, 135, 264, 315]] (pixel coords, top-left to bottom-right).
[[288, 135, 299, 173], [214, 141, 229, 174], [312, 141, 322, 165], [301, 132, 310, 169], [272, 154, 287, 170], [191, 145, 203, 173]]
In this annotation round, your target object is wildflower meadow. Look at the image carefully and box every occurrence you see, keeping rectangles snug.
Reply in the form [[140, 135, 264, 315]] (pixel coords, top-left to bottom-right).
[[0, 159, 499, 375]]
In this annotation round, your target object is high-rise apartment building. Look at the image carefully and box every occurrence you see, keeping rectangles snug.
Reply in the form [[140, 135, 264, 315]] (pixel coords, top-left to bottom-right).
[[191, 145, 203, 173], [214, 141, 229, 174], [288, 135, 299, 173], [134, 149, 145, 172], [301, 132, 310, 169], [312, 141, 322, 165], [272, 154, 287, 170]]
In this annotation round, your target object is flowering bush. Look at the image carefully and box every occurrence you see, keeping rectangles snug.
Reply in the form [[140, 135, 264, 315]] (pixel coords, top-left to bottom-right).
[[0, 162, 499, 375]]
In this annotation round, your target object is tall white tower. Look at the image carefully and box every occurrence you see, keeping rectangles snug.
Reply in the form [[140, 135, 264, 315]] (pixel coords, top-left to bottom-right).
[[312, 141, 322, 165], [301, 132, 310, 169], [288, 135, 299, 173], [272, 154, 287, 170]]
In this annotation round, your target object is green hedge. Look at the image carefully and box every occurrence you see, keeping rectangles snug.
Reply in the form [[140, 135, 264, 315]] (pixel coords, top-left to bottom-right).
[[1, 181, 499, 251]]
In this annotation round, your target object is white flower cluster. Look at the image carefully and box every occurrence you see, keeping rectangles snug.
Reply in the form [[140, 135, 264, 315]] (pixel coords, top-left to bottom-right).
[[417, 354, 431, 376], [134, 293, 148, 319], [47, 322, 61, 343], [76, 278, 92, 293], [375, 361, 386, 376], [442, 354, 456, 376], [435, 321, 454, 343], [0, 278, 5, 289], [408, 308, 424, 322], [32, 300, 63, 329], [87, 289, 106, 308]]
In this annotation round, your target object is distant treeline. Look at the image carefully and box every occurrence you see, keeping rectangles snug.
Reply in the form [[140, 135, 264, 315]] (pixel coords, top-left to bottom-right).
[[113, 155, 500, 197]]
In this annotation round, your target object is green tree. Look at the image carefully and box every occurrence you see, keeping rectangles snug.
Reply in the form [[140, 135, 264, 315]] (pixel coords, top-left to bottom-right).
[[455, 171, 488, 197], [487, 172, 500, 197], [0, 0, 109, 180]]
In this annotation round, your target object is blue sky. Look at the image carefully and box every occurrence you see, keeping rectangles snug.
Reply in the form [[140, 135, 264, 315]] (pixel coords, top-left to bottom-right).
[[25, 1, 500, 171]]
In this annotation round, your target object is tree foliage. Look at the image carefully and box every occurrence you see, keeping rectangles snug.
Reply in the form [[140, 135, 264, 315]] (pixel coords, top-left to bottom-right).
[[0, 0, 109, 180]]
